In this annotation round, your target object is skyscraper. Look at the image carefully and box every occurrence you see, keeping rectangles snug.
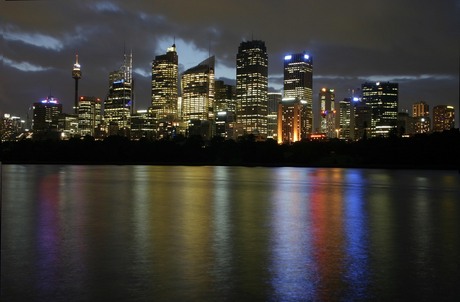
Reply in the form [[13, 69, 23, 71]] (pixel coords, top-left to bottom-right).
[[284, 52, 313, 135], [72, 54, 82, 114], [433, 105, 455, 132], [151, 44, 179, 122], [104, 51, 133, 136], [361, 81, 398, 137], [236, 40, 268, 137], [319, 88, 335, 137], [181, 56, 215, 122], [32, 96, 63, 137], [267, 93, 282, 140], [78, 96, 102, 137]]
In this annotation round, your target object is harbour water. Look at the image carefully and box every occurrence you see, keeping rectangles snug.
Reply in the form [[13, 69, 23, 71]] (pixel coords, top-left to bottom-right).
[[1, 165, 459, 301]]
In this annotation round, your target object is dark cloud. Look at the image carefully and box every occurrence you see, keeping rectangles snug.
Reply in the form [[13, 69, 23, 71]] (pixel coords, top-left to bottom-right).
[[1, 0, 458, 126]]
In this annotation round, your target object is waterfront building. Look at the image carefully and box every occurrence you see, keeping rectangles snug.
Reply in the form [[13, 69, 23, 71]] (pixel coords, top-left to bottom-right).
[[412, 101, 430, 134], [72, 53, 82, 114], [277, 97, 307, 144], [397, 111, 414, 136], [361, 81, 398, 137], [78, 96, 102, 137], [104, 51, 133, 137], [57, 113, 78, 139], [354, 102, 372, 140], [130, 109, 155, 140], [433, 105, 455, 132], [319, 88, 336, 137], [151, 44, 179, 122], [284, 52, 313, 135], [236, 40, 268, 138]]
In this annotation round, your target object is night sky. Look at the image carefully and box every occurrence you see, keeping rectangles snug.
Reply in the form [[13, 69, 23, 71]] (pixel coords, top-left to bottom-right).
[[2, 0, 459, 126]]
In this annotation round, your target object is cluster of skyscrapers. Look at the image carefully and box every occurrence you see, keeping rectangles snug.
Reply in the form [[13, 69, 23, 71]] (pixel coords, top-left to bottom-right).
[[0, 39, 456, 142]]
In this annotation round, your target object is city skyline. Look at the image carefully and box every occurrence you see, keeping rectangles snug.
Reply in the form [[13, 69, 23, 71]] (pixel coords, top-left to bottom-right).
[[2, 0, 459, 127]]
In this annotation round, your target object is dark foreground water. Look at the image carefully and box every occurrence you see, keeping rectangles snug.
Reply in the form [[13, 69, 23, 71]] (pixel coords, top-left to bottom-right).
[[1, 165, 459, 301]]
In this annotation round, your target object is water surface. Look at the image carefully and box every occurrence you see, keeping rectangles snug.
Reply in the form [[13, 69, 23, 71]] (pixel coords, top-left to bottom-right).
[[2, 165, 459, 301]]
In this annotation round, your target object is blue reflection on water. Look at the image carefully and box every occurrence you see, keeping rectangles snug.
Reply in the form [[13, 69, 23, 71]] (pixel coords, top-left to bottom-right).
[[343, 169, 370, 300]]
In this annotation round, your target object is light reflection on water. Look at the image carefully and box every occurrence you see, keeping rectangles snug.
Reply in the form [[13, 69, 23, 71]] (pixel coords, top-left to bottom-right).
[[2, 165, 460, 301]]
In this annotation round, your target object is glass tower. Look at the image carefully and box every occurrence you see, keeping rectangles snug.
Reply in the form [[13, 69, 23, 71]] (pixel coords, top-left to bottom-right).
[[283, 52, 313, 136], [361, 81, 398, 137], [104, 51, 134, 136], [181, 56, 215, 121], [151, 44, 179, 122], [236, 40, 268, 137]]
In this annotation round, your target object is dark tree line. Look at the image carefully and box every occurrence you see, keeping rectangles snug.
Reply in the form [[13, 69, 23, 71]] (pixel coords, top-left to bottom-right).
[[1, 130, 459, 169]]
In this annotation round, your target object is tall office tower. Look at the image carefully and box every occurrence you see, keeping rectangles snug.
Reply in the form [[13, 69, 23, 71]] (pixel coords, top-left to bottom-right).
[[72, 53, 82, 114], [32, 96, 63, 134], [104, 51, 134, 136], [277, 97, 307, 144], [319, 88, 335, 137], [433, 105, 455, 132], [181, 56, 215, 122], [339, 98, 352, 140], [236, 40, 268, 137], [412, 101, 430, 134], [283, 52, 313, 136], [78, 96, 102, 137], [151, 44, 179, 122], [361, 81, 398, 137], [267, 93, 282, 139]]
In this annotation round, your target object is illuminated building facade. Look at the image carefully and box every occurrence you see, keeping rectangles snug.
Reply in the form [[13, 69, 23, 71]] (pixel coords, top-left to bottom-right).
[[32, 96, 63, 133], [361, 81, 398, 137], [104, 51, 133, 136], [72, 54, 81, 114], [319, 88, 336, 137], [130, 109, 155, 140], [151, 44, 179, 122], [412, 101, 430, 134], [181, 56, 215, 122], [339, 98, 352, 140], [277, 97, 307, 144], [214, 80, 236, 113], [284, 52, 313, 135], [433, 105, 455, 132], [236, 40, 268, 137], [268, 93, 282, 140], [78, 96, 102, 137], [1, 114, 25, 141]]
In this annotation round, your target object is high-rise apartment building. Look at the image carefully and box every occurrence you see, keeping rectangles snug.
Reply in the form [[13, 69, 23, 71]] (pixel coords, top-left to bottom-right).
[[104, 51, 133, 136], [433, 105, 455, 132], [361, 81, 398, 137], [319, 88, 335, 137], [236, 40, 268, 137], [284, 52, 313, 135], [181, 56, 215, 122], [151, 44, 179, 122], [339, 97, 353, 140], [78, 96, 102, 137], [412, 101, 430, 134]]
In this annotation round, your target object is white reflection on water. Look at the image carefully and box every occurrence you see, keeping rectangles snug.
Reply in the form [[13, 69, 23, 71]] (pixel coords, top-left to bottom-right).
[[270, 168, 315, 301]]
